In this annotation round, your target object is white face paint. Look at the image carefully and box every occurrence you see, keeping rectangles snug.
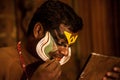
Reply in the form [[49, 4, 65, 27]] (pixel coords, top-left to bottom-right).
[[36, 32, 71, 65]]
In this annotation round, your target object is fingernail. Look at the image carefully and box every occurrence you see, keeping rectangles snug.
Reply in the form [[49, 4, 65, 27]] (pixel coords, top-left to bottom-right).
[[107, 72, 111, 76], [114, 67, 118, 71], [102, 77, 107, 80]]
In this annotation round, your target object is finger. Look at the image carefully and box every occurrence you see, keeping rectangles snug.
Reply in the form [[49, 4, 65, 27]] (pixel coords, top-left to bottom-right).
[[54, 62, 61, 72], [40, 59, 55, 68], [53, 63, 62, 80], [54, 70, 62, 80], [102, 77, 113, 80], [106, 72, 119, 79], [46, 60, 60, 71], [54, 63, 61, 74], [44, 61, 61, 80], [102, 77, 107, 80], [49, 65, 61, 80], [114, 67, 120, 72]]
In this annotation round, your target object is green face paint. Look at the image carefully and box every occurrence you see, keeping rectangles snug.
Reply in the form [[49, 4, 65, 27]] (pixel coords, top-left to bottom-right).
[[36, 32, 71, 65]]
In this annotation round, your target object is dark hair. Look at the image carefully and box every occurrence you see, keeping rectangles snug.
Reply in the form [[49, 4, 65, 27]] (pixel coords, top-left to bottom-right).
[[27, 0, 83, 36]]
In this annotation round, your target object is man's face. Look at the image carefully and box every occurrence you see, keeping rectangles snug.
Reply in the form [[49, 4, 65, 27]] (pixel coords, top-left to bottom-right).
[[36, 24, 78, 65]]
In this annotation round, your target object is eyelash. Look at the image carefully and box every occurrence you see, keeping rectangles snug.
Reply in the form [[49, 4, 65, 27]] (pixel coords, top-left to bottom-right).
[[52, 35, 68, 45]]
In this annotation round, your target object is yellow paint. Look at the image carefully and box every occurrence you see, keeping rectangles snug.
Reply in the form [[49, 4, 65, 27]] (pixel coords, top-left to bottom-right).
[[64, 31, 78, 45]]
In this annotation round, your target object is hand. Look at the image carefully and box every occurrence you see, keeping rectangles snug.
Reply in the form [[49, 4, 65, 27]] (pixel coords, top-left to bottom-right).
[[102, 66, 120, 80], [31, 59, 61, 80]]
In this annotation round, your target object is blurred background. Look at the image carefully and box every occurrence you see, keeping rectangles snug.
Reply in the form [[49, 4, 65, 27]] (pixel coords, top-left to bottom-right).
[[0, 0, 120, 79]]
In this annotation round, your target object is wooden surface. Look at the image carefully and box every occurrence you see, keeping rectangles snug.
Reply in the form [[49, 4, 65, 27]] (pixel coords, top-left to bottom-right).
[[79, 53, 120, 80]]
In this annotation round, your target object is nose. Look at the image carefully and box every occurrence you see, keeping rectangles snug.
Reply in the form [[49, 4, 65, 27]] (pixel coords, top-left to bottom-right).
[[57, 45, 69, 56]]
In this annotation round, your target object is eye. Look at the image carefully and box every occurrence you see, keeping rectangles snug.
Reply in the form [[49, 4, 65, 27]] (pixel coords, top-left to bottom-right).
[[59, 34, 65, 39], [56, 39, 68, 47]]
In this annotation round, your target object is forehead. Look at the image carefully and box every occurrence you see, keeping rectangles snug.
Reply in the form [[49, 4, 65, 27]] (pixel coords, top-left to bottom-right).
[[51, 24, 78, 45], [59, 24, 78, 35], [59, 24, 71, 33]]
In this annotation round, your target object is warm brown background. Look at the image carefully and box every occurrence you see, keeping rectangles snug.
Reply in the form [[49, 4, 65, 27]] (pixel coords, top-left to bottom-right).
[[0, 0, 120, 79]]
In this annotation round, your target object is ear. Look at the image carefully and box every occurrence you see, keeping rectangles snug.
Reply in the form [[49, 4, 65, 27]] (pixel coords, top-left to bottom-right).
[[33, 22, 44, 39]]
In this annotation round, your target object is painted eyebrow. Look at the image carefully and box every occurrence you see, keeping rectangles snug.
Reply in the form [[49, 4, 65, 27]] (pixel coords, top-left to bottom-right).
[[52, 30, 68, 43], [55, 30, 68, 40]]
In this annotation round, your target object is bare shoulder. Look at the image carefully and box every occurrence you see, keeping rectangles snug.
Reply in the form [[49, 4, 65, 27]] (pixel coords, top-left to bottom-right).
[[0, 46, 20, 69], [0, 46, 18, 57], [0, 46, 22, 78]]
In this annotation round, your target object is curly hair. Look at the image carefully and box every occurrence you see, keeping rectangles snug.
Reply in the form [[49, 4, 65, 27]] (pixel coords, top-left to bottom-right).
[[27, 0, 83, 36]]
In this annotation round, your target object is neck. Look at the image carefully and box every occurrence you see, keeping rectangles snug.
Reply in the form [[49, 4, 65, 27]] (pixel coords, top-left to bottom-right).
[[25, 35, 44, 63], [20, 41, 40, 65], [17, 41, 43, 79]]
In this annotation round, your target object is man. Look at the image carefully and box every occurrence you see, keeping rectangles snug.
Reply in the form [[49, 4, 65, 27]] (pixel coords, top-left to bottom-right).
[[0, 0, 120, 80]]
